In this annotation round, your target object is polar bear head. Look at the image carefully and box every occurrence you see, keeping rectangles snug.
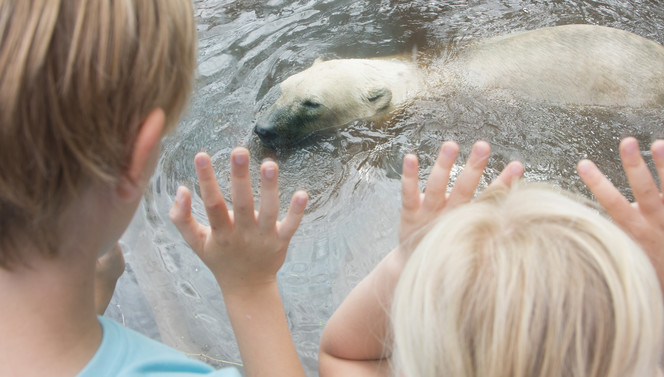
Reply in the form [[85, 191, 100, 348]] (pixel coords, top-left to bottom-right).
[[254, 58, 419, 146]]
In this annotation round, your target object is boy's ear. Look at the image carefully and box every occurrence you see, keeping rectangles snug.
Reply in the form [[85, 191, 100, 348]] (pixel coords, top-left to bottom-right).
[[116, 108, 165, 201]]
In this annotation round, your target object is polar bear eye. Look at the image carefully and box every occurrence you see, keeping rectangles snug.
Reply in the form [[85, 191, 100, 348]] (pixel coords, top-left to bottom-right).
[[368, 93, 383, 102], [302, 99, 321, 109]]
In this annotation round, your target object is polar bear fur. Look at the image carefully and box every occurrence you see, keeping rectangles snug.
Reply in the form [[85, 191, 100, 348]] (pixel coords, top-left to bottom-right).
[[254, 24, 664, 146]]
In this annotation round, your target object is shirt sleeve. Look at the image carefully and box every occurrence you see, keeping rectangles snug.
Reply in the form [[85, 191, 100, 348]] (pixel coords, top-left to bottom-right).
[[78, 316, 243, 377]]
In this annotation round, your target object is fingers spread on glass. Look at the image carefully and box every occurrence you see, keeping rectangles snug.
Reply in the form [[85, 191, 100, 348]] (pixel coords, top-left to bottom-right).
[[170, 148, 307, 291], [399, 140, 521, 247], [578, 137, 664, 291]]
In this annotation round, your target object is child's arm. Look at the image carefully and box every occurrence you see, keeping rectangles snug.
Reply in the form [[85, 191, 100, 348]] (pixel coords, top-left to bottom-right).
[[578, 136, 664, 293], [170, 148, 308, 377], [319, 141, 524, 376], [94, 243, 125, 315]]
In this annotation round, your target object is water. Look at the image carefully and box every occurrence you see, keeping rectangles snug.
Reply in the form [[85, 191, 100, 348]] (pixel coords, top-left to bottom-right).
[[106, 1, 664, 375]]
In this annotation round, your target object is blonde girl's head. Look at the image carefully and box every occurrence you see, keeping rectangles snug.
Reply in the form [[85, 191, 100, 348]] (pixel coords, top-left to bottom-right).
[[0, 0, 197, 267], [392, 183, 663, 377]]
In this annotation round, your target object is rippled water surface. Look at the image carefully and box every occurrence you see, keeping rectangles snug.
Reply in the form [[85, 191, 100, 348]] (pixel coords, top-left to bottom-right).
[[108, 1, 664, 375]]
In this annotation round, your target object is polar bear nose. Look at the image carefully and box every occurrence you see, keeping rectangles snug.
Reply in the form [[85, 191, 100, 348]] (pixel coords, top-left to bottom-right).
[[254, 124, 278, 143]]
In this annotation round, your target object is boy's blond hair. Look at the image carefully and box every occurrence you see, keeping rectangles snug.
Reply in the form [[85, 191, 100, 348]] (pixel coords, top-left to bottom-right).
[[0, 0, 197, 267], [392, 184, 663, 377]]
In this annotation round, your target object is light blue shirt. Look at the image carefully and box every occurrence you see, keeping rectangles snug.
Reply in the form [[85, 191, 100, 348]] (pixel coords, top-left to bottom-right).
[[77, 316, 241, 377]]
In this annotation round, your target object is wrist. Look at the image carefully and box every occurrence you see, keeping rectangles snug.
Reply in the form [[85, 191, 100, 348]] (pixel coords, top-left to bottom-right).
[[216, 275, 280, 301], [388, 246, 410, 276]]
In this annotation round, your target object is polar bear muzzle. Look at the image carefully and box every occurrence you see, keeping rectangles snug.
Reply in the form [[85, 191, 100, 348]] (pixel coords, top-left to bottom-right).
[[254, 99, 344, 146]]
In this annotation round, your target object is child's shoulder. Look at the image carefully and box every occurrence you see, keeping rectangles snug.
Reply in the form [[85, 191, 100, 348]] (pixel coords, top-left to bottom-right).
[[77, 316, 241, 377]]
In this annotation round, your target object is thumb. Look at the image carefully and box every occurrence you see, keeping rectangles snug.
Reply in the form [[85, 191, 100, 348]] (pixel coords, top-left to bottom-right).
[[170, 186, 207, 253], [277, 191, 308, 241]]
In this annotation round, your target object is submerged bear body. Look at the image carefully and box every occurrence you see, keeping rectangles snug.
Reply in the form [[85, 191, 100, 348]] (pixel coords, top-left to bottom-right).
[[457, 25, 664, 107], [254, 25, 664, 147]]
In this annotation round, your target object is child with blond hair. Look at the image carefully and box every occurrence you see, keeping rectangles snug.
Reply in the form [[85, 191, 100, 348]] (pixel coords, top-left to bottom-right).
[[318, 138, 664, 377]]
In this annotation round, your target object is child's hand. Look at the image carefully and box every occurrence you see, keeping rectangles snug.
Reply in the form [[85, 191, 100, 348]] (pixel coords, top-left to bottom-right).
[[94, 243, 125, 315], [578, 137, 664, 290], [169, 148, 308, 293], [171, 148, 308, 376], [399, 140, 523, 249]]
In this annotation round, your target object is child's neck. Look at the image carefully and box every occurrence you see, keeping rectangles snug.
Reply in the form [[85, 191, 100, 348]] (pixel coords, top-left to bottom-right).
[[0, 246, 102, 377]]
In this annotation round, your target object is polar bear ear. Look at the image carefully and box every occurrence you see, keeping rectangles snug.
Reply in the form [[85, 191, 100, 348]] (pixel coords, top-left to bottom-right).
[[313, 58, 324, 66], [367, 88, 392, 111]]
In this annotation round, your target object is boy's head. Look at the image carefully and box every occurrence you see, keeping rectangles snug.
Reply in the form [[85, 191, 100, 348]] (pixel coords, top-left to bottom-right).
[[392, 184, 663, 377], [0, 0, 197, 268]]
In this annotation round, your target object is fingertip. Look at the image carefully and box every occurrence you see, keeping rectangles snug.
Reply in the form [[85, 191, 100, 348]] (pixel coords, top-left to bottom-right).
[[232, 146, 249, 154], [620, 136, 638, 145], [493, 161, 524, 188], [472, 140, 490, 158], [474, 140, 490, 148], [441, 141, 459, 158], [294, 190, 308, 208], [261, 158, 277, 167], [651, 140, 664, 159], [576, 159, 596, 176], [170, 186, 191, 221], [168, 203, 180, 223], [175, 186, 187, 203], [620, 137, 639, 156], [280, 191, 308, 238], [194, 153, 211, 168], [403, 154, 418, 171], [508, 161, 524, 177], [468, 141, 490, 169], [261, 160, 278, 180], [232, 147, 249, 166]]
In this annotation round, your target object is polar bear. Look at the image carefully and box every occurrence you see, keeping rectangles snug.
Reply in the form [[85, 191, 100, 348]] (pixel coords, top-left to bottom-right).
[[254, 24, 664, 146]]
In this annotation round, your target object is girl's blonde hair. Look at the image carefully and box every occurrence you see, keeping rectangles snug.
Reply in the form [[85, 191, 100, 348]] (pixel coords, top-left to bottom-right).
[[392, 183, 663, 377], [0, 0, 197, 267]]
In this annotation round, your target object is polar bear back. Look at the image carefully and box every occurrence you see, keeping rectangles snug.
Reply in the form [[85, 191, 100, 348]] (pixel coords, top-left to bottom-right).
[[455, 24, 664, 107]]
